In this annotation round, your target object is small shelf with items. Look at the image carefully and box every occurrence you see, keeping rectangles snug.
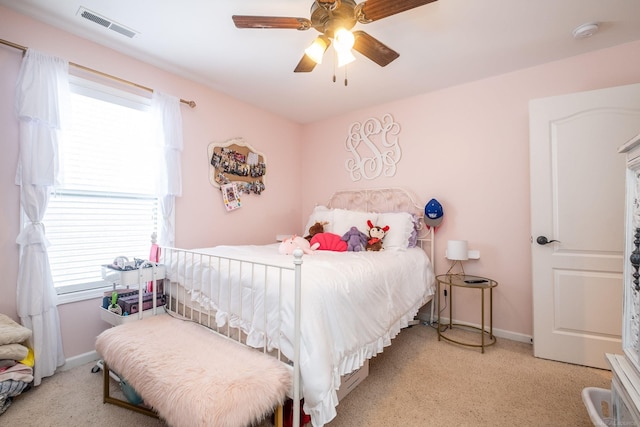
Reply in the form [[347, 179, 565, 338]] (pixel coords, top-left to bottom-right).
[[99, 263, 166, 326], [99, 303, 163, 326], [101, 263, 165, 288]]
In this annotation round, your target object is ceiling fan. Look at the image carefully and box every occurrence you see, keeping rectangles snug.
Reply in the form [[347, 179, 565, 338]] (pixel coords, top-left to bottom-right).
[[232, 0, 438, 73]]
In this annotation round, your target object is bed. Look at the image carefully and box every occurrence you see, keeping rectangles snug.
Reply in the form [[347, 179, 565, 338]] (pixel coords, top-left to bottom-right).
[[160, 188, 436, 426]]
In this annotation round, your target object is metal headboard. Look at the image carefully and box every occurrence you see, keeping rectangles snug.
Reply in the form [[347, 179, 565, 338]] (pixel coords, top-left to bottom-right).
[[325, 187, 435, 268]]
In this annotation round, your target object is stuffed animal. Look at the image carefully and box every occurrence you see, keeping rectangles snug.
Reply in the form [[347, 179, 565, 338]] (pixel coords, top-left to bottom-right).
[[366, 220, 390, 251], [304, 221, 328, 242], [341, 226, 368, 252], [279, 235, 319, 255], [310, 232, 347, 252]]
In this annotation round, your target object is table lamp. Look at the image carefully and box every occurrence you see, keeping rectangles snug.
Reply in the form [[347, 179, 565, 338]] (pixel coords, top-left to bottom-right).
[[446, 240, 469, 276]]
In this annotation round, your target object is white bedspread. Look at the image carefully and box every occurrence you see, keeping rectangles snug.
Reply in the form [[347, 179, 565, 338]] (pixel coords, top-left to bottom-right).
[[165, 244, 435, 427]]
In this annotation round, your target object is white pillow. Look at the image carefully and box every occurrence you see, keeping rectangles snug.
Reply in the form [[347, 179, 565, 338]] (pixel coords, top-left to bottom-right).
[[332, 208, 377, 237], [376, 211, 415, 251], [303, 205, 334, 236]]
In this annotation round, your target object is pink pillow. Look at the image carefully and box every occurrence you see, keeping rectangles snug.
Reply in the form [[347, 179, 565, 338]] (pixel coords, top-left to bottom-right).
[[310, 232, 347, 252]]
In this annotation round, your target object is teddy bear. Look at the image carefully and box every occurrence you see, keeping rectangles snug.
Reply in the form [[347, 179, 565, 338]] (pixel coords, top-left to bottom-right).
[[304, 221, 328, 242], [341, 226, 369, 252], [278, 235, 319, 255], [366, 220, 390, 251]]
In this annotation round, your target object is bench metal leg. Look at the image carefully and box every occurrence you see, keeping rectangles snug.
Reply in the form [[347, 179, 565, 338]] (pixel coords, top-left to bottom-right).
[[274, 404, 284, 427], [102, 360, 159, 419]]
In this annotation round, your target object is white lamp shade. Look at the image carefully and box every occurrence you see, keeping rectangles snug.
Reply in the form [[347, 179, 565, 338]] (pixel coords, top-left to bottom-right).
[[337, 49, 356, 67], [446, 240, 469, 261], [333, 28, 356, 68], [333, 28, 355, 51], [304, 37, 329, 64]]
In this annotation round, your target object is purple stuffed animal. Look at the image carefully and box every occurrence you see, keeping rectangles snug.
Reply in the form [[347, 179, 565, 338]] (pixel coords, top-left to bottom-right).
[[341, 226, 369, 252]]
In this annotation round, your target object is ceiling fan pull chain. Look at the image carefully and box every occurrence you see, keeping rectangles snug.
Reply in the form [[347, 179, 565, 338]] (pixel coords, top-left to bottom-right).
[[344, 65, 348, 86], [333, 51, 337, 83]]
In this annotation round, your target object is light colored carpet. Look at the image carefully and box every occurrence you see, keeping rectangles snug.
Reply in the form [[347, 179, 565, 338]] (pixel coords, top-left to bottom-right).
[[0, 324, 610, 426]]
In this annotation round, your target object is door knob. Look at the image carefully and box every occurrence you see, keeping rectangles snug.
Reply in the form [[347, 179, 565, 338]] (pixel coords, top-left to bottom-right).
[[536, 236, 560, 245]]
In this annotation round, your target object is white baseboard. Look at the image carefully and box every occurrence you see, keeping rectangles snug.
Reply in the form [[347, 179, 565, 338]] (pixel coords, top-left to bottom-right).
[[57, 350, 100, 373], [486, 325, 531, 344]]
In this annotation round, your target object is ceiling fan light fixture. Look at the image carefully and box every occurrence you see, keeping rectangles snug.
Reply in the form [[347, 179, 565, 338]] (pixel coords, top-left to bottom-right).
[[337, 49, 356, 67], [233, 0, 421, 74], [304, 36, 330, 64], [333, 28, 355, 52], [333, 28, 355, 67]]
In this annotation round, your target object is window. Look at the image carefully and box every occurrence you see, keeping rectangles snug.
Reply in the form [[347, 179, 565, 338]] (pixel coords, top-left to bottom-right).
[[41, 78, 161, 301]]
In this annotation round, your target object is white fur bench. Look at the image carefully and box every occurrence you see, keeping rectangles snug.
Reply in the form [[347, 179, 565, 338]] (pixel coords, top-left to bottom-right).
[[95, 314, 291, 427]]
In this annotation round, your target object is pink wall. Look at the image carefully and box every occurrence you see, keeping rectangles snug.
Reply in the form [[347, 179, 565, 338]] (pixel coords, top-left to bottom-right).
[[301, 40, 640, 337], [0, 6, 302, 359], [2, 4, 640, 360], [0, 45, 21, 325]]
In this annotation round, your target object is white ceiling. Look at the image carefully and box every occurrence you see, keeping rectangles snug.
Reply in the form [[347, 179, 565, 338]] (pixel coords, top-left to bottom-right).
[[2, 0, 640, 124]]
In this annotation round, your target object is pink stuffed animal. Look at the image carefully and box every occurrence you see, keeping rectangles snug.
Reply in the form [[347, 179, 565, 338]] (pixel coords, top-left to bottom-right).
[[311, 232, 347, 252], [278, 235, 319, 255]]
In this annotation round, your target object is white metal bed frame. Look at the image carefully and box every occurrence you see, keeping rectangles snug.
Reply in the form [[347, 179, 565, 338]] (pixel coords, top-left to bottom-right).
[[160, 188, 435, 427]]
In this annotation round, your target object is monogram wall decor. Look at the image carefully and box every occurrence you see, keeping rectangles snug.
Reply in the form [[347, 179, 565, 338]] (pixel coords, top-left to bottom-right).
[[344, 113, 401, 181]]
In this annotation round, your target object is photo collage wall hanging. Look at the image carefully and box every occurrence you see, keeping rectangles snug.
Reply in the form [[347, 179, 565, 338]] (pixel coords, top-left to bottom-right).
[[208, 137, 266, 211]]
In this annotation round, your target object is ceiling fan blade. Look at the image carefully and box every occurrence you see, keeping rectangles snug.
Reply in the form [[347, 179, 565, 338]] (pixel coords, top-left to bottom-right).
[[232, 15, 312, 30], [356, 0, 437, 23], [294, 54, 319, 73], [352, 31, 399, 67]]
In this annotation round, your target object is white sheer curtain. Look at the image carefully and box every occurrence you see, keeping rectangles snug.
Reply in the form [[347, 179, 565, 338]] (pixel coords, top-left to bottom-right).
[[151, 91, 183, 248], [14, 49, 69, 386]]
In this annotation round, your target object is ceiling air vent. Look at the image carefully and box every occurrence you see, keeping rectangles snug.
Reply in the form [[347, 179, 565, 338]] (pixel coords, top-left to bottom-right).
[[77, 7, 137, 38]]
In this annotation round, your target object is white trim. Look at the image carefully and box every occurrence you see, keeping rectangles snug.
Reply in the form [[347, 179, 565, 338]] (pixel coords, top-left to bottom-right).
[[68, 74, 151, 110], [56, 286, 112, 305], [56, 350, 100, 372]]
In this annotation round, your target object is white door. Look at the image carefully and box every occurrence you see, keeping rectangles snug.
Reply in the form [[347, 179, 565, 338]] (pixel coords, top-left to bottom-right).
[[530, 83, 640, 369]]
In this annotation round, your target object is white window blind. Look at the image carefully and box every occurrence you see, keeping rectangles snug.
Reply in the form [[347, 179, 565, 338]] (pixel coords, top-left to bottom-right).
[[46, 192, 157, 292], [42, 80, 160, 294]]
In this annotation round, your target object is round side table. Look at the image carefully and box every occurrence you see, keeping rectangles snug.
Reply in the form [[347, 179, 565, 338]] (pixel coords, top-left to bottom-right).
[[436, 274, 498, 353]]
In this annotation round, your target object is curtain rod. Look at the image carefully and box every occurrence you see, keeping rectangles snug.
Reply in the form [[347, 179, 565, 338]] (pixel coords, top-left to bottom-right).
[[0, 37, 196, 108]]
